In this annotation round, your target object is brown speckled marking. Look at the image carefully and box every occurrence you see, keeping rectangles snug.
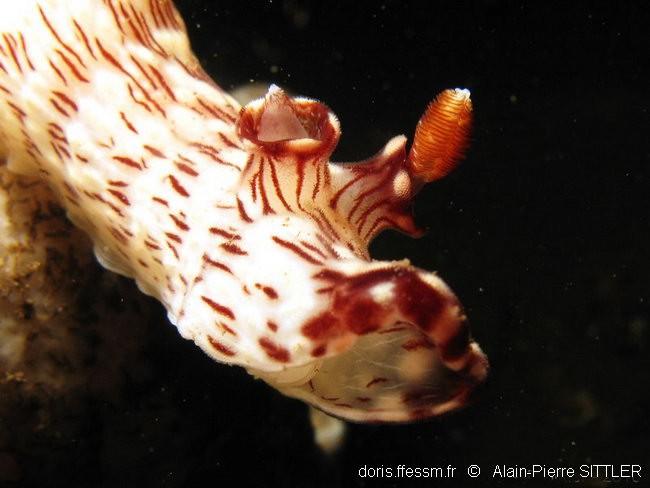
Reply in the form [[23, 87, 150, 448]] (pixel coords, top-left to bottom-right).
[[258, 337, 290, 363], [201, 296, 235, 320], [208, 336, 235, 356]]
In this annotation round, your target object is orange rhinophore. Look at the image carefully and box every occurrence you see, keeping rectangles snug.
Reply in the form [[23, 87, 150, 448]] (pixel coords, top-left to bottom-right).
[[407, 88, 473, 182]]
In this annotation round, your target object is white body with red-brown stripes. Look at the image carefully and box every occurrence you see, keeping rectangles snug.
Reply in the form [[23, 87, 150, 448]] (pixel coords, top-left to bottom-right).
[[0, 0, 487, 422]]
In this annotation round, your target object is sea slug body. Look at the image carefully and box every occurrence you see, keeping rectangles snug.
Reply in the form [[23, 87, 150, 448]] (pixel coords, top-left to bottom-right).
[[0, 0, 487, 422]]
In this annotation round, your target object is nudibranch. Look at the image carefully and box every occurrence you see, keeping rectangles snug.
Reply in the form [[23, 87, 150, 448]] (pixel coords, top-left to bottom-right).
[[0, 0, 487, 422]]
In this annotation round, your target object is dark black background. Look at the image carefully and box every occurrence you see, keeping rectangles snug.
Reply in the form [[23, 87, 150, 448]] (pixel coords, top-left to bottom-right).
[[17, 1, 649, 487], [163, 1, 650, 487]]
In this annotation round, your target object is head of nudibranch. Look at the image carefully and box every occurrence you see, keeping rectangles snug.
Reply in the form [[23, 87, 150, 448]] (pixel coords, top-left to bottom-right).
[[195, 85, 486, 423]]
